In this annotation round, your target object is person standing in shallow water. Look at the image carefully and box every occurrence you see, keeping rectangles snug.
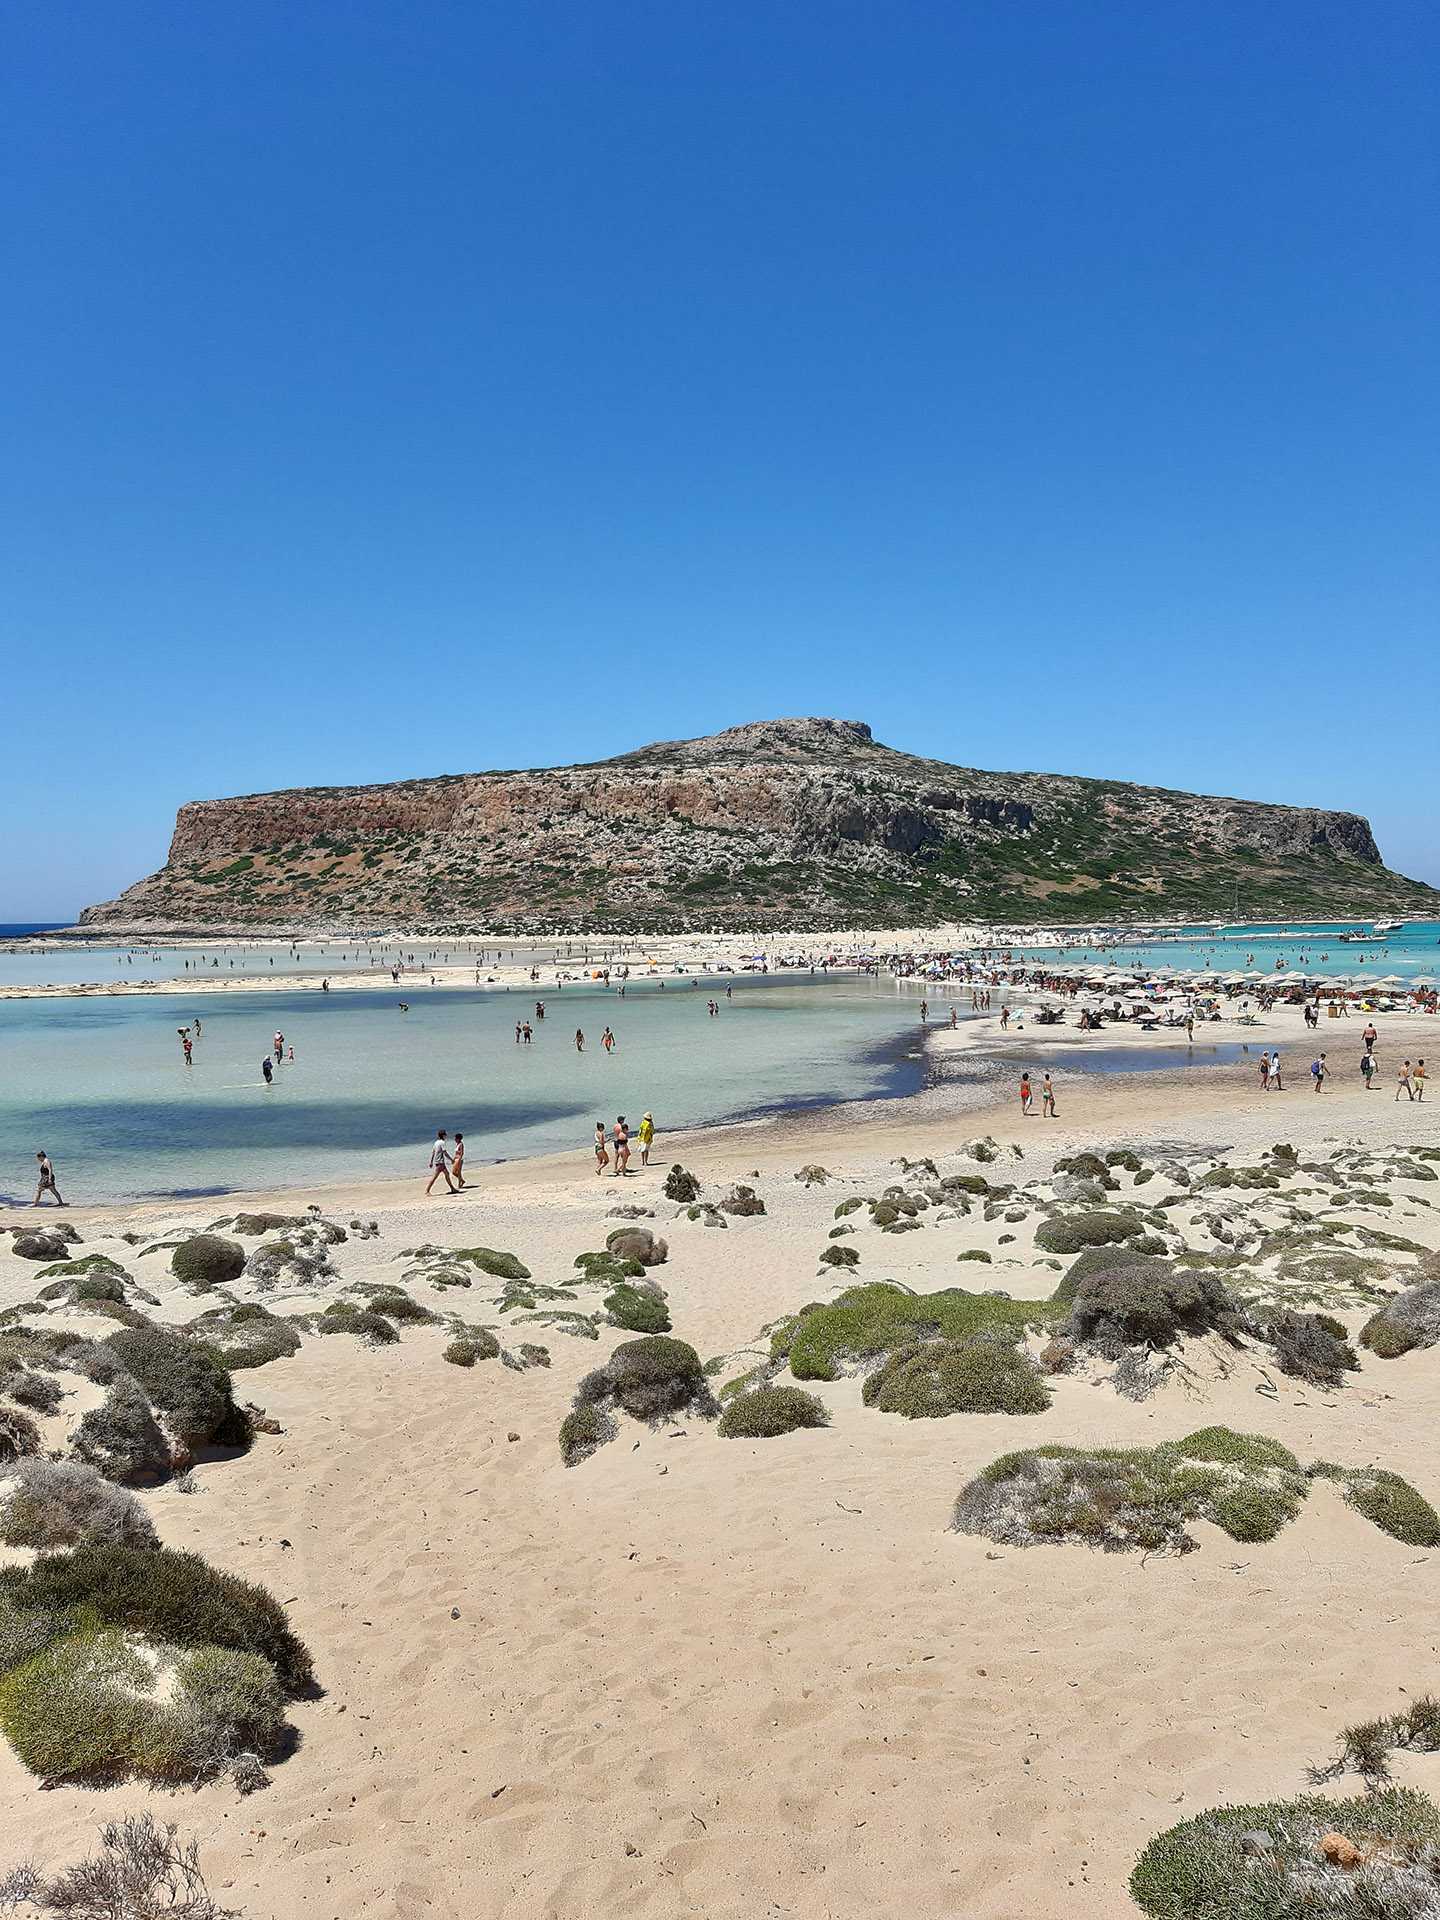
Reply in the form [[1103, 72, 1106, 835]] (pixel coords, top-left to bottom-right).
[[575, 1029, 585, 1052], [1041, 1073, 1056, 1117]]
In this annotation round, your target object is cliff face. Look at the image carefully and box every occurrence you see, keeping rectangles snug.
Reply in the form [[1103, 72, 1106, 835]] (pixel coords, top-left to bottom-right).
[[80, 717, 1435, 932]]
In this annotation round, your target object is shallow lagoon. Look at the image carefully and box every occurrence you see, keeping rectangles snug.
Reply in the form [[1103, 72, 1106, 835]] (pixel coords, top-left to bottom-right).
[[0, 974, 930, 1201]]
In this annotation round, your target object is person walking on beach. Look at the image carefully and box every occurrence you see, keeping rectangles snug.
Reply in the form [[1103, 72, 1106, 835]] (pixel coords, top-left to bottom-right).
[[1019, 1071, 1033, 1114], [1269, 1050, 1283, 1092], [1361, 1049, 1376, 1090], [594, 1122, 609, 1175], [1311, 1053, 1328, 1092], [920, 998, 928, 1024], [1416, 1060, 1427, 1102], [638, 1112, 655, 1165], [1259, 1052, 1270, 1091], [1041, 1072, 1056, 1117], [1397, 1060, 1414, 1101], [1000, 1005, 1010, 1030], [1363, 1023, 1378, 1054], [949, 1007, 958, 1029], [613, 1116, 630, 1175], [32, 1151, 65, 1207], [451, 1131, 467, 1189], [425, 1130, 456, 1195]]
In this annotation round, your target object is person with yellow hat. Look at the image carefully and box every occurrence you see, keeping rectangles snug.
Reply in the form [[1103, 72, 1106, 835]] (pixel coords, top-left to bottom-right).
[[637, 1112, 655, 1166]]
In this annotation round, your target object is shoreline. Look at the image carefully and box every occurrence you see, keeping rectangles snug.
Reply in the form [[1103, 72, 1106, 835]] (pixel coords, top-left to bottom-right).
[[30, 995, 1439, 1225]]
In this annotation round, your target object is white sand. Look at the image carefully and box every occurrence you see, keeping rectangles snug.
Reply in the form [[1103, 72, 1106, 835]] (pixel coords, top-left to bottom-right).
[[2, 1008, 1440, 1917]]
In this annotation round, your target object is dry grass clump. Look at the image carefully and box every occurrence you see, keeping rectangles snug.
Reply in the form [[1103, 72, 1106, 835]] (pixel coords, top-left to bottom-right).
[[717, 1386, 830, 1438], [719, 1184, 766, 1217], [1309, 1695, 1440, 1787], [5, 1370, 65, 1414], [861, 1334, 1049, 1418], [1130, 1786, 1440, 1918], [0, 1461, 158, 1552], [0, 1813, 237, 1919]]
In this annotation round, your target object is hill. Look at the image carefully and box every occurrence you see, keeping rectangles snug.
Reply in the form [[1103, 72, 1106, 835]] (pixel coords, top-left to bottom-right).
[[79, 718, 1440, 932]]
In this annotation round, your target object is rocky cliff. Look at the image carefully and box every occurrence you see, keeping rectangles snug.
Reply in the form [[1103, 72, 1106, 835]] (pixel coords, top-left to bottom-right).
[[79, 718, 1438, 932]]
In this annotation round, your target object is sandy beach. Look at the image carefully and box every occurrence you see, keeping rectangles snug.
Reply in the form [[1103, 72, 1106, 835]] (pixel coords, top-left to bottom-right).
[[4, 989, 1439, 1918]]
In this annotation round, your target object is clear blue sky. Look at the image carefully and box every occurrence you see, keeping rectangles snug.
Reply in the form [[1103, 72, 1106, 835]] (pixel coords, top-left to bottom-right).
[[3, 1, 1436, 919]]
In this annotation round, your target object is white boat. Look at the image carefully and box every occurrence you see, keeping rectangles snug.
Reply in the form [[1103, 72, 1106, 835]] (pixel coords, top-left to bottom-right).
[[1375, 919, 1404, 935], [1338, 930, 1384, 943]]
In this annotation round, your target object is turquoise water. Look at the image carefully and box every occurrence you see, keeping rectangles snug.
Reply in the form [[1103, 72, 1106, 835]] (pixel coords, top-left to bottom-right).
[[1007, 919, 1440, 982], [0, 975, 929, 1202], [0, 937, 611, 991]]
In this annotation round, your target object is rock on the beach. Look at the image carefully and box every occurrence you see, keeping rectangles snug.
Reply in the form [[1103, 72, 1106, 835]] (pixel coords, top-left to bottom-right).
[[7, 1228, 79, 1261], [1318, 1832, 1361, 1868], [605, 1227, 668, 1266]]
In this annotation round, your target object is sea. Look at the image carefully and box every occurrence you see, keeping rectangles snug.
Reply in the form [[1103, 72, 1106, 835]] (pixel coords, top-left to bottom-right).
[[0, 920, 1434, 1202]]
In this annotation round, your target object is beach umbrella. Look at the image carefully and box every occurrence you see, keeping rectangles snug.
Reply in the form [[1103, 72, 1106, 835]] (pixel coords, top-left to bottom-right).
[[1375, 975, 1405, 986]]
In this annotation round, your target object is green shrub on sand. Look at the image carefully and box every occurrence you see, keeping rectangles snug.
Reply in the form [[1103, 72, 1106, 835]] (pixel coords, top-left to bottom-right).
[[0, 1459, 158, 1552], [952, 1428, 1309, 1555], [1052, 1243, 1162, 1306], [170, 1235, 245, 1291], [186, 1304, 302, 1371], [818, 1244, 859, 1269], [559, 1404, 617, 1467], [452, 1248, 532, 1281], [1265, 1311, 1358, 1388], [1130, 1786, 1440, 1918], [577, 1336, 715, 1424], [1065, 1265, 1243, 1354], [602, 1284, 671, 1334], [315, 1303, 398, 1345], [444, 1332, 501, 1367], [862, 1335, 1050, 1418], [0, 1545, 314, 1693], [774, 1282, 1051, 1382], [1334, 1467, 1440, 1547], [357, 1288, 435, 1325], [1361, 1280, 1440, 1359], [0, 1405, 43, 1465], [0, 1625, 285, 1785], [103, 1329, 248, 1448], [1034, 1211, 1144, 1256], [717, 1386, 830, 1438], [72, 1378, 171, 1486], [574, 1250, 646, 1282]]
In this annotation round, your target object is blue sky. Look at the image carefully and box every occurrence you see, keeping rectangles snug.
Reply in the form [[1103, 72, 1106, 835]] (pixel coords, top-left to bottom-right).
[[3, 1, 1436, 918]]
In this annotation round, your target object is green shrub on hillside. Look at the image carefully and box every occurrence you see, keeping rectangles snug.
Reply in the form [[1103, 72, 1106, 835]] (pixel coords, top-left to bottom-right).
[[862, 1336, 1049, 1418]]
